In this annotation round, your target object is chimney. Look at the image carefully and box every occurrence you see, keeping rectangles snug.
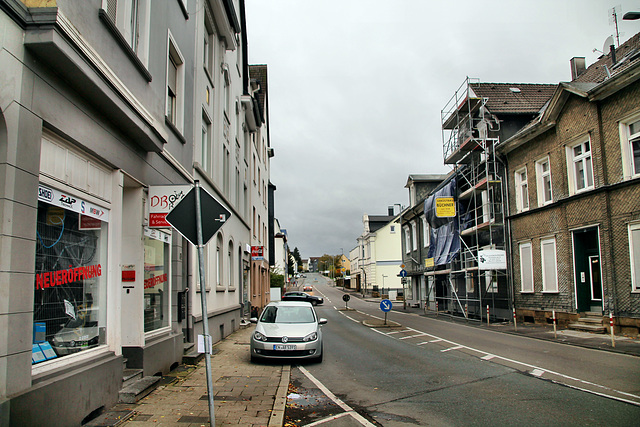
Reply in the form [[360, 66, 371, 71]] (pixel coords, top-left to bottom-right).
[[388, 206, 395, 216], [570, 57, 586, 80], [610, 44, 617, 65]]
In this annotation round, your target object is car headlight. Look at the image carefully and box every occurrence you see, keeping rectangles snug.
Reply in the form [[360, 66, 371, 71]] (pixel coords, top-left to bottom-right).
[[253, 331, 267, 342], [303, 332, 318, 342]]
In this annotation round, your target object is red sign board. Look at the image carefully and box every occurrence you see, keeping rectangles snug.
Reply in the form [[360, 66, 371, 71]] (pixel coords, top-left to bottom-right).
[[251, 246, 264, 260], [149, 213, 169, 227], [79, 214, 102, 230]]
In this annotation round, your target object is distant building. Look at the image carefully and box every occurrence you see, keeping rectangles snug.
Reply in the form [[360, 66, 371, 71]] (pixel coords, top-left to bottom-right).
[[357, 213, 402, 297]]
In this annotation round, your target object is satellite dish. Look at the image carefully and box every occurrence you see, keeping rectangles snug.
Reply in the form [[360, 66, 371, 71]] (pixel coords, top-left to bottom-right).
[[603, 36, 615, 53]]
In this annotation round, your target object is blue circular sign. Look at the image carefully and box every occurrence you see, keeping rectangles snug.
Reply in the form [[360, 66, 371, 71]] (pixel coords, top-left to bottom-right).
[[400, 269, 408, 278], [380, 299, 392, 312]]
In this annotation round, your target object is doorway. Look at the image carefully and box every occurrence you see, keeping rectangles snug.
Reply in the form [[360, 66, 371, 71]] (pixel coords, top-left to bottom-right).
[[572, 227, 602, 313]]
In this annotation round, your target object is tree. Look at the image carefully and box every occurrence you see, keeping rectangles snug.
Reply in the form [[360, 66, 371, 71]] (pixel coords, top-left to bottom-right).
[[270, 271, 284, 288], [292, 247, 303, 267]]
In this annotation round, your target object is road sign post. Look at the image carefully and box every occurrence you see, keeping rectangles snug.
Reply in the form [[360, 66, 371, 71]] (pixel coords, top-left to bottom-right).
[[342, 293, 350, 310], [380, 299, 392, 325], [165, 180, 232, 426]]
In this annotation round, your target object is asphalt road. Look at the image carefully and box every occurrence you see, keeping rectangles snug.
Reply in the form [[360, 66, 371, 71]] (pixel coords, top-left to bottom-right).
[[287, 273, 640, 426]]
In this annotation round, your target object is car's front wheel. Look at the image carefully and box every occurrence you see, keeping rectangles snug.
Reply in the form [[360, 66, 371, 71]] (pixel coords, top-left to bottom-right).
[[311, 300, 317, 306]]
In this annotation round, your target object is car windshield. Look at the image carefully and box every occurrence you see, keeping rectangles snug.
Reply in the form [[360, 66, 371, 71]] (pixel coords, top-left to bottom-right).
[[260, 306, 316, 324]]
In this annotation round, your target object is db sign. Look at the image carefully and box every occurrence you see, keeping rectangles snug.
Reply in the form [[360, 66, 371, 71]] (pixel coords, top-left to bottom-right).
[[148, 185, 191, 227]]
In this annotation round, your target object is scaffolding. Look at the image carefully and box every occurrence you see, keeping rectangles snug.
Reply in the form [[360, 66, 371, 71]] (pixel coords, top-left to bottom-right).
[[431, 77, 511, 322]]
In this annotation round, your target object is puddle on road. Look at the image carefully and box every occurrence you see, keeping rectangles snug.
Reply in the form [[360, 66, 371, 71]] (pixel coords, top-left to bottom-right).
[[285, 379, 343, 426]]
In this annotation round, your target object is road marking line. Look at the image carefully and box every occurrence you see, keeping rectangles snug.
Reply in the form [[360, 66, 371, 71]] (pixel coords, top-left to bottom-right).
[[429, 339, 443, 343], [303, 411, 356, 426], [531, 369, 545, 377], [417, 341, 431, 346], [481, 354, 495, 360], [400, 334, 427, 340], [299, 366, 376, 427], [441, 345, 464, 352]]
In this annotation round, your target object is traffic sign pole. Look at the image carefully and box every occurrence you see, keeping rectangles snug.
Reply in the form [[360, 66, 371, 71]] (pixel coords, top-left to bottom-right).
[[194, 181, 215, 426]]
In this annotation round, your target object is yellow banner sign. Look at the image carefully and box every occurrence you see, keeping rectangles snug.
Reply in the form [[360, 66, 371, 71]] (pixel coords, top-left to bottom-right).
[[435, 197, 456, 217], [425, 258, 434, 268]]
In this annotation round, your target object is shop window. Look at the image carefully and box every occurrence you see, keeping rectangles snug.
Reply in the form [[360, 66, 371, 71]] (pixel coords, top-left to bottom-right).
[[143, 227, 171, 332], [34, 192, 109, 363]]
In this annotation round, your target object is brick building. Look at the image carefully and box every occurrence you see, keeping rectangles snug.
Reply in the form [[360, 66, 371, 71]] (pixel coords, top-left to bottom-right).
[[498, 32, 640, 334]]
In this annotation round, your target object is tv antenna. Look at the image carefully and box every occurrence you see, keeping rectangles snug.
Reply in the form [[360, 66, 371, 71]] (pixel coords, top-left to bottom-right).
[[609, 5, 623, 46]]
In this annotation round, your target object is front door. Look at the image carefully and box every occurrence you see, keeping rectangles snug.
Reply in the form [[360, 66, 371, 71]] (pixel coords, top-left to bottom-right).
[[573, 227, 602, 313]]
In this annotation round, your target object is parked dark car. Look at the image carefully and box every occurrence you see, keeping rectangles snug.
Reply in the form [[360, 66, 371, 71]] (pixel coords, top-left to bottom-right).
[[282, 291, 323, 305]]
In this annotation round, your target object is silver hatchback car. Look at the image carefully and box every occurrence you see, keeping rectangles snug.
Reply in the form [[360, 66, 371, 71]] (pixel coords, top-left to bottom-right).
[[250, 301, 327, 362]]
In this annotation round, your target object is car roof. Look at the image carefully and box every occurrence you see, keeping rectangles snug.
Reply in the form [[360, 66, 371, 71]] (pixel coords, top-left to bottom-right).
[[267, 300, 313, 307]]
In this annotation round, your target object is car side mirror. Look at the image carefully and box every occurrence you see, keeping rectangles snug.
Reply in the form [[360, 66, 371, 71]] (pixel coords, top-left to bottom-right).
[[318, 318, 328, 325], [250, 317, 258, 324]]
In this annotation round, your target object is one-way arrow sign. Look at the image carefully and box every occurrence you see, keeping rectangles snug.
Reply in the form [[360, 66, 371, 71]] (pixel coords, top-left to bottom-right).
[[165, 184, 231, 246]]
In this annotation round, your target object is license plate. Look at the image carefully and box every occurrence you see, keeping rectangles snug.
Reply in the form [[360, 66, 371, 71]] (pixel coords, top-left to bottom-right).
[[273, 344, 296, 351]]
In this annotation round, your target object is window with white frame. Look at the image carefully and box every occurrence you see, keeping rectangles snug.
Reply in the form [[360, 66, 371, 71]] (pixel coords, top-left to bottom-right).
[[404, 226, 411, 254], [104, 0, 150, 63], [567, 139, 594, 194], [422, 217, 430, 247], [201, 111, 211, 172], [629, 222, 640, 292], [536, 157, 553, 205], [621, 117, 640, 179], [227, 241, 233, 290], [541, 237, 558, 292], [514, 167, 529, 212], [203, 16, 214, 76], [166, 35, 184, 130], [411, 221, 418, 251], [216, 234, 223, 289], [485, 271, 498, 293], [519, 242, 534, 292]]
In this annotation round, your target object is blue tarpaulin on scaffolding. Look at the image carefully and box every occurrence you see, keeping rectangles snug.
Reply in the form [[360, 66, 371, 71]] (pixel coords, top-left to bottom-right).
[[424, 177, 465, 266]]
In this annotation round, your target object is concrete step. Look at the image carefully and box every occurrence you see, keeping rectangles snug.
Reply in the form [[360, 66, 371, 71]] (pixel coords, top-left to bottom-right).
[[577, 317, 604, 325], [567, 322, 606, 333], [122, 368, 143, 388], [182, 349, 205, 365], [118, 376, 161, 403]]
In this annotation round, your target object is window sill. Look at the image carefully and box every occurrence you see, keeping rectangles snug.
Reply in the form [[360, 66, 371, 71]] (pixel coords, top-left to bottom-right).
[[165, 116, 187, 144], [177, 0, 189, 20], [229, 287, 237, 292], [216, 286, 226, 292], [98, 9, 152, 82], [541, 291, 560, 294]]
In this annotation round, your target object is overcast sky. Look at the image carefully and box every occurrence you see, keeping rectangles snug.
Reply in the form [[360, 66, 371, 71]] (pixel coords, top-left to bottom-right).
[[245, 0, 640, 259]]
